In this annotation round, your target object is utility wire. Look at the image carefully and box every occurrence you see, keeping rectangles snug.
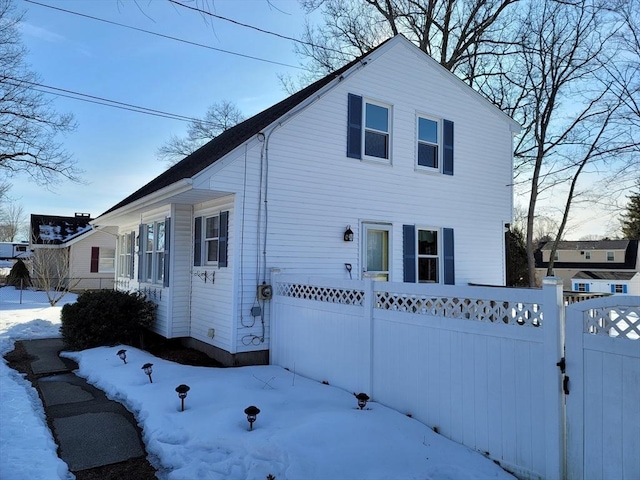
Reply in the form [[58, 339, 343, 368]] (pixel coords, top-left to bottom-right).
[[24, 0, 306, 70], [168, 0, 347, 56], [3, 75, 207, 123]]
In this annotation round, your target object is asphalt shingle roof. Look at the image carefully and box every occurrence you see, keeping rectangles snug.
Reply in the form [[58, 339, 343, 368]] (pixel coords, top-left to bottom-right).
[[101, 39, 393, 217]]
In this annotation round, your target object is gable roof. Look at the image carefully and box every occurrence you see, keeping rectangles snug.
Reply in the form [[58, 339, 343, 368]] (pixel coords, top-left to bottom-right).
[[30, 214, 93, 245], [99, 34, 520, 219], [100, 40, 392, 217], [572, 271, 637, 281], [540, 240, 630, 251]]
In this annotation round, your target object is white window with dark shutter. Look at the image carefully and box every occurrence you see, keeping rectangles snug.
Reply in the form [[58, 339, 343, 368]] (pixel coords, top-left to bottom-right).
[[403, 225, 454, 285], [347, 94, 392, 163], [194, 211, 228, 268]]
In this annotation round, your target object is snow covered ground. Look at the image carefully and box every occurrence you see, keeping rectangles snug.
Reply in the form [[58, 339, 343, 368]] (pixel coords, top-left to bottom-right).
[[0, 286, 514, 480]]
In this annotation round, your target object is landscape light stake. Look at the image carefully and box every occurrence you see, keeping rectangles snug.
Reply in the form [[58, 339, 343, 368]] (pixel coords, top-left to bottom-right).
[[142, 363, 153, 383], [116, 349, 127, 364], [175, 384, 190, 411], [244, 406, 260, 430], [354, 392, 370, 410]]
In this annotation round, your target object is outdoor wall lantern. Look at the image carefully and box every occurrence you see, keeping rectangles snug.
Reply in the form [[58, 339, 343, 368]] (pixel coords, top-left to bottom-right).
[[175, 384, 190, 411], [142, 363, 153, 383], [244, 405, 260, 430], [354, 392, 370, 410], [116, 349, 127, 364], [344, 225, 354, 242]]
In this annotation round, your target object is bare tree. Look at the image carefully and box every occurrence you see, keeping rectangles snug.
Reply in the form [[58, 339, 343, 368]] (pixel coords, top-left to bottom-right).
[[489, 0, 639, 284], [30, 244, 78, 306], [157, 100, 245, 165], [0, 0, 79, 186], [0, 200, 25, 241], [294, 0, 519, 87]]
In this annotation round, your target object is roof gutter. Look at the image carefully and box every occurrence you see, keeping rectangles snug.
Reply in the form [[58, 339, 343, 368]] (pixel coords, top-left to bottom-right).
[[93, 178, 193, 226]]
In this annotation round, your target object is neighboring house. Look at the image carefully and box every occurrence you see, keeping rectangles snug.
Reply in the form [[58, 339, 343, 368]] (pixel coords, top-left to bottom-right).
[[535, 239, 639, 292], [0, 242, 31, 261], [570, 271, 639, 295], [30, 213, 117, 291], [93, 35, 520, 366]]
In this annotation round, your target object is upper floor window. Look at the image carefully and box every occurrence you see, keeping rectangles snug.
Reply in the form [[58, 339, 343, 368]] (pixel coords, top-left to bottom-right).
[[417, 117, 439, 169], [347, 94, 391, 163], [607, 251, 614, 261], [364, 101, 390, 160]]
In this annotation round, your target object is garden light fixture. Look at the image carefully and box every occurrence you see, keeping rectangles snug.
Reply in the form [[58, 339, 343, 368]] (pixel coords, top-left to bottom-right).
[[142, 363, 153, 383], [344, 225, 354, 242], [175, 384, 190, 411], [116, 349, 127, 364], [354, 392, 370, 410], [244, 405, 260, 430]]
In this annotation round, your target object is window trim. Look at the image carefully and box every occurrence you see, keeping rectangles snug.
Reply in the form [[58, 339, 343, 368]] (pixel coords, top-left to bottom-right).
[[416, 114, 441, 172], [416, 227, 440, 283], [141, 220, 166, 285], [362, 98, 392, 163], [606, 251, 614, 261], [584, 251, 591, 259], [614, 284, 624, 293], [98, 248, 115, 274]]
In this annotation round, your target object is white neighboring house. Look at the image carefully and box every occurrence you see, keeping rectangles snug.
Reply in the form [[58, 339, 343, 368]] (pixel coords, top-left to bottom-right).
[[571, 271, 640, 295], [93, 35, 520, 366], [30, 213, 117, 291]]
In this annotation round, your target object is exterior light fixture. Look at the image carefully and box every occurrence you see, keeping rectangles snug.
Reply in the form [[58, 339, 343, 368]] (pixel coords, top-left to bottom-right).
[[354, 392, 370, 410], [344, 225, 354, 242], [116, 349, 127, 364], [175, 384, 190, 411], [244, 405, 260, 430], [142, 363, 153, 383]]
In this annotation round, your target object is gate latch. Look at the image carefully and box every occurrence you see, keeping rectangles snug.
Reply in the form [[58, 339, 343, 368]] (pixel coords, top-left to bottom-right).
[[556, 357, 566, 374], [563, 376, 570, 395]]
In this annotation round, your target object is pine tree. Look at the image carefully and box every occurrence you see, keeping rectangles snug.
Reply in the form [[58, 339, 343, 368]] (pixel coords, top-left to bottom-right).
[[621, 182, 640, 239], [7, 259, 30, 289]]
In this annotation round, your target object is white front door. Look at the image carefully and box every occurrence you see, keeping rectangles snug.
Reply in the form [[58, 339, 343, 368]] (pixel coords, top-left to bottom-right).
[[362, 223, 391, 280]]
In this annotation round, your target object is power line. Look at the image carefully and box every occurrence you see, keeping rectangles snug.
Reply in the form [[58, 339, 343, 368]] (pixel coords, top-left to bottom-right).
[[24, 0, 306, 70], [167, 0, 346, 57], [3, 75, 207, 124]]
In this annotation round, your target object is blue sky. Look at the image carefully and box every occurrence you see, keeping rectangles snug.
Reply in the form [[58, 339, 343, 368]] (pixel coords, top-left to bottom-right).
[[13, 0, 312, 222], [10, 0, 626, 239]]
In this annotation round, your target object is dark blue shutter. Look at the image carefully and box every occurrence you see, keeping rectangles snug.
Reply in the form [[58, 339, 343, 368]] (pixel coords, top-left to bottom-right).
[[611, 284, 615, 294], [623, 284, 627, 294], [129, 231, 135, 279], [137, 224, 144, 281], [163, 217, 171, 287], [575, 283, 579, 291], [585, 284, 590, 292], [194, 217, 202, 266], [347, 94, 362, 159], [218, 211, 228, 267], [403, 225, 416, 282], [443, 228, 455, 285], [90, 247, 99, 273], [443, 120, 454, 175]]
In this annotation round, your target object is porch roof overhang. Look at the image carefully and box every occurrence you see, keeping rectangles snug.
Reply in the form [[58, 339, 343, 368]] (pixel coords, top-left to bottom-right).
[[92, 178, 231, 227]]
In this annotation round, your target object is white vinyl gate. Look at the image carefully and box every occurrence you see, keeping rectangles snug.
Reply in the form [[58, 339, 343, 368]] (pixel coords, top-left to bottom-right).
[[565, 296, 640, 480]]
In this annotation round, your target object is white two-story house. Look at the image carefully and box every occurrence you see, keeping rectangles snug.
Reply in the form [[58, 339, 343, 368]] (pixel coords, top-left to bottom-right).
[[93, 35, 520, 365]]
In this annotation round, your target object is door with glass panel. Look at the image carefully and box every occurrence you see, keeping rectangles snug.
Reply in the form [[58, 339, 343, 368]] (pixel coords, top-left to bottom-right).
[[362, 223, 391, 280]]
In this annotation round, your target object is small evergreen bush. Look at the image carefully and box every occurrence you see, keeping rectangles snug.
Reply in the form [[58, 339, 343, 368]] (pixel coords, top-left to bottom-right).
[[61, 290, 156, 350], [7, 259, 31, 289]]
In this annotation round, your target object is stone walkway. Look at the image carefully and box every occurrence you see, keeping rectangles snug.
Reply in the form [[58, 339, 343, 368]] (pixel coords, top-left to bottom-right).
[[21, 338, 152, 474]]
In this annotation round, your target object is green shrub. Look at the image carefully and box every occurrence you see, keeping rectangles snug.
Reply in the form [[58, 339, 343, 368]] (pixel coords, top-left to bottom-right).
[[61, 290, 156, 350], [7, 259, 31, 289]]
